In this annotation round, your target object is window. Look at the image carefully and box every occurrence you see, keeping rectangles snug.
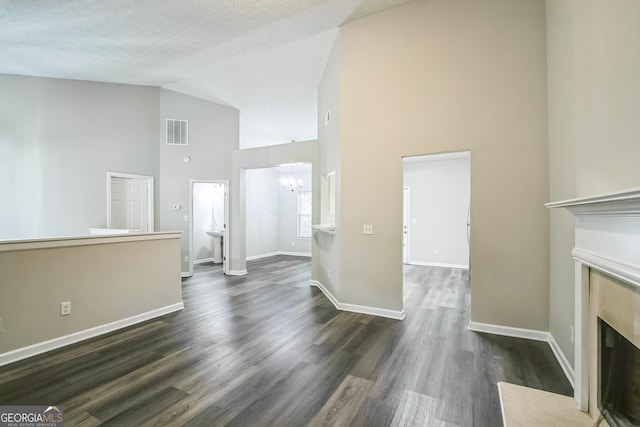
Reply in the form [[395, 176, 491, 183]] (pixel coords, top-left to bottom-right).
[[297, 191, 312, 238]]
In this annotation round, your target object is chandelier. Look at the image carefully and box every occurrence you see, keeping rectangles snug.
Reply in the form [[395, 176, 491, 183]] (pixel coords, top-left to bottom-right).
[[280, 164, 303, 192]]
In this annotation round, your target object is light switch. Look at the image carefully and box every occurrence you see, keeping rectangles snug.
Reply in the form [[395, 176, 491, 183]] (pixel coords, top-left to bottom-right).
[[363, 224, 373, 235]]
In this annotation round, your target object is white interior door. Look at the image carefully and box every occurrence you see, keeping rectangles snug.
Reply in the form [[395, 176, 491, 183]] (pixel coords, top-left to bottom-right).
[[107, 172, 154, 232], [403, 187, 410, 264], [126, 179, 148, 231], [110, 178, 127, 229]]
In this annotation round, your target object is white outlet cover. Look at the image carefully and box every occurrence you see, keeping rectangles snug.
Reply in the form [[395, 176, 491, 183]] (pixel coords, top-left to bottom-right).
[[60, 301, 71, 316], [363, 224, 373, 235]]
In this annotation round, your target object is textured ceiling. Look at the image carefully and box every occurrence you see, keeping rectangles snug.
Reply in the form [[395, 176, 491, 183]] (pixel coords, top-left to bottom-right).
[[1, 0, 414, 148]]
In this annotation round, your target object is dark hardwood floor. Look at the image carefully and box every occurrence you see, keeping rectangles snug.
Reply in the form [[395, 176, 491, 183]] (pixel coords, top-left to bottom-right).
[[0, 256, 572, 426]]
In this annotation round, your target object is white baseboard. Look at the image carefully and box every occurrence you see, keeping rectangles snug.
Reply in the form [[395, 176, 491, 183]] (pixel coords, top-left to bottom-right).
[[468, 321, 549, 341], [278, 251, 311, 257], [193, 257, 214, 265], [469, 321, 575, 389], [246, 252, 280, 261], [409, 260, 469, 269], [246, 251, 311, 261], [226, 269, 248, 276], [181, 272, 192, 278], [548, 332, 576, 389], [0, 302, 185, 368], [310, 280, 405, 320]]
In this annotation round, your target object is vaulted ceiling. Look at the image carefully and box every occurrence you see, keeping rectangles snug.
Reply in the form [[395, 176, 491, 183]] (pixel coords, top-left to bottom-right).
[[1, 0, 414, 147]]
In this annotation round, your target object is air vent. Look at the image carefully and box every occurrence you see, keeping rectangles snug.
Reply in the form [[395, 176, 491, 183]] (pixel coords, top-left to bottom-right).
[[166, 119, 188, 145]]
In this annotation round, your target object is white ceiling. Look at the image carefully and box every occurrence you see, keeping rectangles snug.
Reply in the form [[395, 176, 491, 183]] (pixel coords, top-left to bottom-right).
[[1, 0, 414, 148]]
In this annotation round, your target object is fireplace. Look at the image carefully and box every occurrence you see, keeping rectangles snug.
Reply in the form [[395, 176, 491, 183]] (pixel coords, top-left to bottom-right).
[[547, 188, 640, 421], [599, 319, 640, 426]]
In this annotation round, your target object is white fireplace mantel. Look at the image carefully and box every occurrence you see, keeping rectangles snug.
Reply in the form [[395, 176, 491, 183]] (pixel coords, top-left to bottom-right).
[[546, 187, 640, 217], [547, 187, 640, 412]]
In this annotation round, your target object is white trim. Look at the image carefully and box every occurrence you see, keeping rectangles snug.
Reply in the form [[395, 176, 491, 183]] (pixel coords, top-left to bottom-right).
[[278, 251, 311, 257], [310, 280, 405, 320], [548, 332, 576, 389], [310, 280, 341, 309], [403, 186, 410, 265], [181, 272, 192, 278], [0, 302, 184, 367], [469, 321, 576, 389], [468, 321, 549, 341], [246, 252, 280, 261], [0, 232, 181, 252], [226, 269, 248, 276], [246, 251, 312, 261], [193, 257, 214, 265], [546, 187, 640, 216], [408, 260, 469, 269], [572, 248, 640, 289]]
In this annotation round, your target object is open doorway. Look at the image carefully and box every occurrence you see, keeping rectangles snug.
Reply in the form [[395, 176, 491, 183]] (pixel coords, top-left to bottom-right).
[[189, 180, 229, 276], [107, 172, 154, 232], [245, 163, 312, 262], [401, 150, 471, 312], [402, 151, 470, 269]]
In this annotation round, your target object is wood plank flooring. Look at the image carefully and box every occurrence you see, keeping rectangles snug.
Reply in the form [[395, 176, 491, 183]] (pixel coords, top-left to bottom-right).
[[0, 256, 572, 426]]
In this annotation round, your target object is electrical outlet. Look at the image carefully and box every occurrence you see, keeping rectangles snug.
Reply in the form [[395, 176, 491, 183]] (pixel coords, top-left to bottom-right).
[[183, 215, 189, 222], [569, 325, 575, 344], [363, 224, 373, 235], [172, 204, 181, 210], [60, 301, 71, 316], [184, 256, 189, 263]]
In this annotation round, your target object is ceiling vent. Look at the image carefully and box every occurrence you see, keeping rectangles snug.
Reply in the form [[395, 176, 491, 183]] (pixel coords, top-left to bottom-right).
[[166, 119, 188, 145]]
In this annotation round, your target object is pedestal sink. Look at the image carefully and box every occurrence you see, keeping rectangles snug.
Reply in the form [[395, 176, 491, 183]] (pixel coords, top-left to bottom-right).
[[206, 230, 223, 263]]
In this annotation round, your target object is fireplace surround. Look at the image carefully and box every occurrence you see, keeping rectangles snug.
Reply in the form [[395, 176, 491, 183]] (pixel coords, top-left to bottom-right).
[[547, 188, 640, 422]]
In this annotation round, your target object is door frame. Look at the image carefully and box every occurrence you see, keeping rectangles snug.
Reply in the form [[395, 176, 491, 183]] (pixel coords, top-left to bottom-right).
[[189, 179, 230, 276], [106, 172, 154, 231], [403, 186, 411, 264]]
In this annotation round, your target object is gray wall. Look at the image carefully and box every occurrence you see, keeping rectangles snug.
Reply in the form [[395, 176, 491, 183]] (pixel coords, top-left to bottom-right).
[[246, 168, 280, 258], [319, 0, 549, 324], [0, 74, 160, 239], [159, 89, 239, 273], [315, 36, 341, 297], [546, 0, 640, 368]]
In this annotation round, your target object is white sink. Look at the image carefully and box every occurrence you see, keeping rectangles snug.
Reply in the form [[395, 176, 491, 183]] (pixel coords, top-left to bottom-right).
[[206, 230, 223, 237]]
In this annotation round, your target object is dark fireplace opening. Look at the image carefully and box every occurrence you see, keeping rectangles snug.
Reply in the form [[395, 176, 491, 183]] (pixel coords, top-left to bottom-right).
[[599, 319, 640, 427]]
